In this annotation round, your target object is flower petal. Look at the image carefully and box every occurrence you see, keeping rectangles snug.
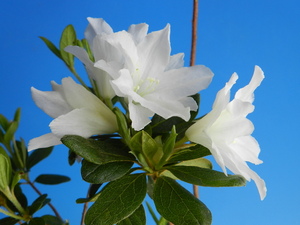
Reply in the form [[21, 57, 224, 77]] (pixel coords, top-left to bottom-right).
[[31, 87, 72, 118], [137, 24, 171, 78], [50, 108, 117, 138], [28, 133, 61, 151], [128, 23, 149, 44], [235, 66, 264, 103], [155, 65, 213, 100]]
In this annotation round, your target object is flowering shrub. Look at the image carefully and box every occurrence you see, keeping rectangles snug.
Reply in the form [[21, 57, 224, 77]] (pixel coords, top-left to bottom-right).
[[0, 16, 266, 225]]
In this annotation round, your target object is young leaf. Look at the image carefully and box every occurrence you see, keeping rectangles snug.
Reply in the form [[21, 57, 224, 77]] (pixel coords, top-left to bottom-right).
[[61, 135, 135, 165], [27, 147, 53, 170], [81, 160, 133, 184], [3, 121, 18, 144], [130, 131, 161, 167], [59, 25, 76, 67], [153, 176, 212, 225], [28, 194, 50, 215], [0, 147, 12, 191], [39, 36, 62, 59], [167, 166, 247, 187], [85, 173, 147, 225], [117, 204, 146, 225], [34, 174, 70, 185]]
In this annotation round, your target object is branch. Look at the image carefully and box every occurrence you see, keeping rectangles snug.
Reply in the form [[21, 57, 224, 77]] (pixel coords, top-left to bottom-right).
[[190, 0, 200, 199]]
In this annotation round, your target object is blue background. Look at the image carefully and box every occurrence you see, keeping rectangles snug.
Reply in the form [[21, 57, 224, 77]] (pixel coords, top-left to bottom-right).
[[0, 0, 299, 224]]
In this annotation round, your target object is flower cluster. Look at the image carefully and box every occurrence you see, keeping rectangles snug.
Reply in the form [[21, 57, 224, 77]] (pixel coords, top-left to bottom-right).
[[27, 18, 266, 224]]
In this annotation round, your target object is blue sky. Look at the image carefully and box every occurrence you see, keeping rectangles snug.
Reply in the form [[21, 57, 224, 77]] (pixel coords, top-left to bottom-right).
[[0, 0, 299, 224]]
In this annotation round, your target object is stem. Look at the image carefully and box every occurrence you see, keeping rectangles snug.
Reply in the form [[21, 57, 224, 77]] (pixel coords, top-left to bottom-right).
[[190, 0, 200, 199], [0, 208, 25, 221], [26, 180, 63, 221], [80, 184, 92, 225], [69, 66, 89, 90]]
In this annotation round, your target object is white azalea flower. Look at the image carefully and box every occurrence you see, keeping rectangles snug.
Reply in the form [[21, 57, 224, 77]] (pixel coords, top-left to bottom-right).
[[73, 18, 213, 130], [185, 66, 267, 200], [65, 18, 116, 100], [28, 77, 118, 151]]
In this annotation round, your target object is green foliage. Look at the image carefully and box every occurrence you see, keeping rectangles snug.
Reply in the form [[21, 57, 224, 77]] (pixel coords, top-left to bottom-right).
[[81, 160, 133, 184], [85, 174, 147, 225], [166, 166, 247, 187], [34, 174, 70, 185], [61, 135, 135, 165], [117, 204, 146, 225], [27, 147, 53, 170], [153, 176, 212, 225]]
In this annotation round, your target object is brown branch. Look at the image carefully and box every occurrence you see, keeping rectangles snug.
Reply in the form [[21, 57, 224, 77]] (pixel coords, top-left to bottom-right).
[[190, 0, 199, 67], [80, 184, 93, 225], [27, 180, 63, 221], [190, 0, 200, 199]]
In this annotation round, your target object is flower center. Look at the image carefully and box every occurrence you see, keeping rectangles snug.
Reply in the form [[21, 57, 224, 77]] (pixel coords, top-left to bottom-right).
[[132, 68, 160, 97]]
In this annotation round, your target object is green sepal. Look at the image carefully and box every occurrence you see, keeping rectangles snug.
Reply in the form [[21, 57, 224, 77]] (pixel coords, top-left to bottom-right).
[[85, 173, 147, 225], [59, 25, 76, 67], [117, 204, 146, 225], [27, 147, 53, 170], [81, 160, 133, 184], [166, 165, 247, 187], [39, 36, 62, 59], [153, 176, 212, 225], [61, 135, 135, 165], [34, 174, 70, 185], [28, 194, 50, 215]]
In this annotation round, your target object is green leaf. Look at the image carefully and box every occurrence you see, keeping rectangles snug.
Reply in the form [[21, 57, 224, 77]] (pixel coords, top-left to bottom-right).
[[130, 131, 161, 167], [0, 147, 12, 191], [0, 114, 10, 131], [161, 158, 212, 180], [167, 144, 211, 164], [13, 108, 21, 123], [34, 174, 70, 185], [167, 166, 247, 187], [3, 121, 18, 144], [61, 135, 135, 165], [81, 160, 133, 184], [39, 36, 62, 59], [153, 176, 212, 225], [0, 217, 20, 225], [189, 93, 200, 121], [117, 204, 146, 225], [27, 147, 53, 170], [156, 126, 177, 169], [28, 194, 50, 215], [114, 108, 131, 145], [29, 217, 45, 225], [59, 24, 76, 66], [85, 173, 147, 225], [41, 215, 65, 225]]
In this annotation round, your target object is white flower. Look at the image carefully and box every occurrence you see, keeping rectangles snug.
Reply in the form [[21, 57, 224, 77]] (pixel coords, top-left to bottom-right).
[[185, 66, 267, 200], [28, 77, 118, 151], [69, 18, 213, 130], [65, 18, 116, 100]]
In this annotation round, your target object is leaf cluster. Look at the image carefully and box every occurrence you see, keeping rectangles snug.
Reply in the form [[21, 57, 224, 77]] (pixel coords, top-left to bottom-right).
[[0, 110, 70, 224]]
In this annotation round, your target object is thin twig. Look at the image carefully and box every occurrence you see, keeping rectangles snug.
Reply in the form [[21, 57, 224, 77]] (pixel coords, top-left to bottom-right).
[[190, 0, 200, 199], [80, 184, 92, 225], [27, 180, 63, 221]]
